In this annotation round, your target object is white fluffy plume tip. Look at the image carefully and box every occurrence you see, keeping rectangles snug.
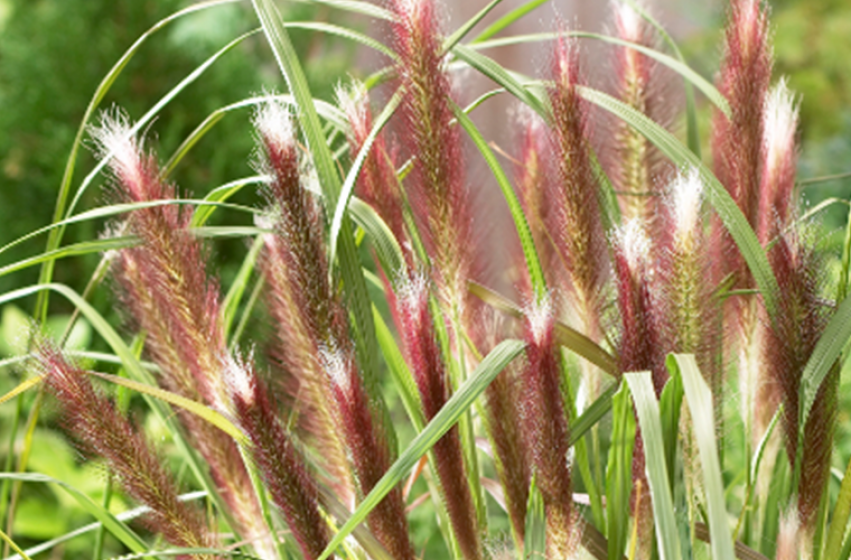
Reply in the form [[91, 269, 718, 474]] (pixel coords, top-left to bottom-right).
[[669, 169, 704, 240], [763, 78, 799, 173], [616, 218, 650, 273], [90, 109, 145, 196], [254, 95, 295, 151]]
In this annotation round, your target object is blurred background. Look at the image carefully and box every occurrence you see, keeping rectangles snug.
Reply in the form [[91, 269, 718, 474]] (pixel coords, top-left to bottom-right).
[[0, 0, 849, 556]]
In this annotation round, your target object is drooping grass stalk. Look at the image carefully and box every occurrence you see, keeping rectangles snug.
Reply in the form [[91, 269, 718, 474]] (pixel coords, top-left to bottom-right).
[[91, 112, 274, 559], [36, 344, 215, 557]]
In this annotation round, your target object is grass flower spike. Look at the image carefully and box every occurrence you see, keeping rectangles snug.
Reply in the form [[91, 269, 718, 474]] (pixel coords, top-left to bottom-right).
[[92, 112, 273, 559], [37, 344, 214, 556]]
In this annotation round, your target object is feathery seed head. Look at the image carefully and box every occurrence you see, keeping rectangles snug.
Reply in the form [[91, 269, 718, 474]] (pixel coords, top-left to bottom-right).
[[763, 78, 799, 170], [524, 293, 554, 348], [335, 80, 369, 142], [613, 0, 644, 43], [254, 96, 296, 156], [669, 169, 705, 244], [758, 78, 799, 243], [320, 344, 353, 395], [615, 218, 651, 275], [224, 353, 257, 407], [90, 110, 150, 201]]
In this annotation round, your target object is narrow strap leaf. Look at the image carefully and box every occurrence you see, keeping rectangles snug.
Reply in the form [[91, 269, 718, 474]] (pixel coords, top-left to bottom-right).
[[450, 100, 547, 301], [669, 354, 735, 560], [625, 371, 683, 560], [316, 339, 526, 560], [472, 0, 550, 43], [328, 90, 402, 267], [442, 0, 503, 54]]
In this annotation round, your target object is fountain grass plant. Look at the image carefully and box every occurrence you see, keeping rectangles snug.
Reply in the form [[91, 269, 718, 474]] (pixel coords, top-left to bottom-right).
[[2, 0, 851, 559]]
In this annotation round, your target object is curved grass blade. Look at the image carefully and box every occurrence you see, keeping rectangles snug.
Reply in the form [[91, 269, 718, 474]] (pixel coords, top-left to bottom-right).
[[570, 383, 617, 447], [37, 27, 260, 320], [450, 100, 547, 302], [252, 0, 385, 402], [524, 477, 546, 560], [349, 198, 405, 279], [189, 176, 268, 228], [37, 0, 241, 320], [442, 0, 503, 54], [575, 85, 779, 320], [468, 281, 619, 375], [328, 90, 402, 267], [286, 21, 396, 60], [164, 96, 347, 176], [472, 0, 550, 43], [190, 226, 266, 238], [0, 376, 44, 408], [799, 294, 851, 431], [669, 354, 735, 560], [469, 31, 729, 118], [297, 0, 393, 21], [0, 237, 137, 279], [84, 370, 245, 444], [0, 473, 148, 555], [316, 339, 527, 560], [451, 44, 547, 118], [0, 283, 230, 520], [798, 171, 851, 187], [1, 199, 260, 257], [607, 382, 635, 560], [221, 236, 264, 340], [625, 371, 682, 560], [0, 492, 207, 560]]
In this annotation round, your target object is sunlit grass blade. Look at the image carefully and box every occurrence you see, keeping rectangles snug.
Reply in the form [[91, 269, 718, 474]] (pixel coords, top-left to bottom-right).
[[450, 100, 546, 301], [189, 177, 267, 227], [372, 303, 425, 431], [472, 0, 549, 42], [1, 199, 259, 258], [301, 0, 393, 21], [574, 85, 780, 320], [799, 295, 851, 429], [607, 382, 635, 560], [82, 370, 246, 444], [625, 371, 682, 560], [37, 0, 241, 320], [468, 281, 619, 375], [285, 21, 397, 59], [442, 0, 503, 54], [316, 339, 526, 560], [524, 477, 546, 560], [328, 89, 402, 266], [0, 237, 138, 280], [0, 473, 149, 555], [670, 354, 735, 560], [1, 492, 207, 560], [252, 0, 385, 402], [0, 283, 229, 520], [469, 32, 729, 119], [164, 96, 348, 176], [451, 44, 546, 117], [221, 237, 264, 340]]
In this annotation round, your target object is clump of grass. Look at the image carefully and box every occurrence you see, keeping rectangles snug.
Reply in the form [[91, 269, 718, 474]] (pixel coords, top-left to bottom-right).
[[1, 1, 848, 560]]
